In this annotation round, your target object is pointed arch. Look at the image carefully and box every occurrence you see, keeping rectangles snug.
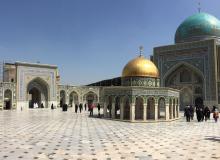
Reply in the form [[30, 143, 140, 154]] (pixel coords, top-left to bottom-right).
[[135, 96, 144, 120], [27, 77, 49, 108]]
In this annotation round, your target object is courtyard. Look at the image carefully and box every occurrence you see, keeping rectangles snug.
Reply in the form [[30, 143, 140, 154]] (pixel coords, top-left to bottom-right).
[[0, 109, 220, 160]]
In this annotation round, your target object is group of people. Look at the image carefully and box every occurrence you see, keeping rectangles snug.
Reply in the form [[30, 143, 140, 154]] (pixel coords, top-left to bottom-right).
[[74, 103, 83, 113], [31, 102, 44, 109], [74, 103, 101, 117], [184, 105, 219, 122]]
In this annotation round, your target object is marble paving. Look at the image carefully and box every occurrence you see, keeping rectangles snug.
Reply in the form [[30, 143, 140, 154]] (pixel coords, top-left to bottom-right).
[[0, 108, 220, 160]]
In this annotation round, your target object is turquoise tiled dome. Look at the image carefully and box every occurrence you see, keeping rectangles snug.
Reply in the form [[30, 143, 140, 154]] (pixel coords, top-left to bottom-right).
[[175, 12, 220, 43]]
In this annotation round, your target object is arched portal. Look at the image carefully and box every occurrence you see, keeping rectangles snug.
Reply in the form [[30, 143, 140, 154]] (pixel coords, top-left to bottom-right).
[[164, 63, 203, 110], [27, 78, 49, 108], [84, 91, 98, 106], [135, 96, 144, 120], [4, 89, 12, 110], [147, 97, 155, 120], [158, 97, 165, 119], [69, 91, 78, 107], [123, 97, 130, 120], [60, 90, 66, 108]]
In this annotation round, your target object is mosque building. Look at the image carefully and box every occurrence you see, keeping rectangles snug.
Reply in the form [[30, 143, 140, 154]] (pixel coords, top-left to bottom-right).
[[153, 12, 220, 110], [1, 11, 220, 120]]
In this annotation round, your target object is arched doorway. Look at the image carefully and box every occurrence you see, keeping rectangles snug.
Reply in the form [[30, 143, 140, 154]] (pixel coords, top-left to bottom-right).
[[164, 64, 203, 110], [69, 91, 78, 107], [27, 78, 49, 108], [158, 97, 165, 119], [195, 97, 203, 107], [147, 97, 155, 120], [4, 89, 12, 110], [60, 90, 66, 108], [84, 91, 98, 105], [123, 97, 130, 120], [135, 97, 144, 120], [84, 91, 98, 113]]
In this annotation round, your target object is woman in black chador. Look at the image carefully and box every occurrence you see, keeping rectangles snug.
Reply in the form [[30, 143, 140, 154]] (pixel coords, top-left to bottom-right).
[[196, 105, 204, 122], [97, 103, 101, 117], [84, 103, 87, 111], [79, 103, 83, 113], [204, 106, 211, 121], [75, 104, 78, 113], [189, 105, 194, 120]]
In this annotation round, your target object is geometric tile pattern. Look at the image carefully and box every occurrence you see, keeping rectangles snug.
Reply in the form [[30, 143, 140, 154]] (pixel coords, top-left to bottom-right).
[[0, 109, 219, 160]]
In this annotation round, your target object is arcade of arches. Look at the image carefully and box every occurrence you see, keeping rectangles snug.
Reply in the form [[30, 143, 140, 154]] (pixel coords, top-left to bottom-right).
[[103, 88, 179, 122], [58, 89, 99, 108]]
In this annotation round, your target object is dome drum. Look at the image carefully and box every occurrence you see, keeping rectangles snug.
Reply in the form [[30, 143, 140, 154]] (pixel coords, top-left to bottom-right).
[[121, 76, 160, 87]]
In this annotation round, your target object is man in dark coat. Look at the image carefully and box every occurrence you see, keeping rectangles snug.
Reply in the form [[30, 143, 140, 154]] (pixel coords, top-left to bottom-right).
[[184, 105, 191, 122]]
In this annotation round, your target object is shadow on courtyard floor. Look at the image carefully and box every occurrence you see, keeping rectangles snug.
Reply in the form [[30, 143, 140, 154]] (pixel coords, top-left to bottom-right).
[[204, 136, 220, 143]]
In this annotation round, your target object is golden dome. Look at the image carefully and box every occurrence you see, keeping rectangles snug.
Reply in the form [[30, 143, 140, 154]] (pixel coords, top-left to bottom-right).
[[122, 56, 159, 78]]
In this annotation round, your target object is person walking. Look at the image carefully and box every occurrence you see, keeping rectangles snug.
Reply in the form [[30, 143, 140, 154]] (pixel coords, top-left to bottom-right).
[[84, 103, 87, 111], [75, 104, 78, 113], [79, 103, 83, 113], [184, 105, 191, 122], [213, 108, 219, 123], [97, 103, 101, 117], [51, 103, 54, 110], [204, 106, 211, 121], [189, 105, 194, 120], [89, 103, 94, 116]]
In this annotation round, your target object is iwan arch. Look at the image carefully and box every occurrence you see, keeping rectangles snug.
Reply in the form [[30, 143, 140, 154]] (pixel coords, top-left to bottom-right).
[[1, 11, 220, 121]]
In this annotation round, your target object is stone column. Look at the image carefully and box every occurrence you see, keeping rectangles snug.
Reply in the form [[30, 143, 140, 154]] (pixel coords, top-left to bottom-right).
[[170, 104, 173, 119], [111, 102, 115, 119], [173, 105, 176, 119], [143, 103, 147, 121], [66, 92, 69, 105], [165, 103, 169, 120], [176, 105, 179, 118], [130, 103, 135, 122], [120, 102, 124, 120], [154, 102, 158, 121], [103, 102, 107, 118]]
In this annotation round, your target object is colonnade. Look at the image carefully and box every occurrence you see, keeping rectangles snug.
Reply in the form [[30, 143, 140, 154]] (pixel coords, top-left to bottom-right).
[[103, 96, 179, 122]]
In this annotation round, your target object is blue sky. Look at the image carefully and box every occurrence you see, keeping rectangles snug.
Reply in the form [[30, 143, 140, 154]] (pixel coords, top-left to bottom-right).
[[0, 0, 220, 85]]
